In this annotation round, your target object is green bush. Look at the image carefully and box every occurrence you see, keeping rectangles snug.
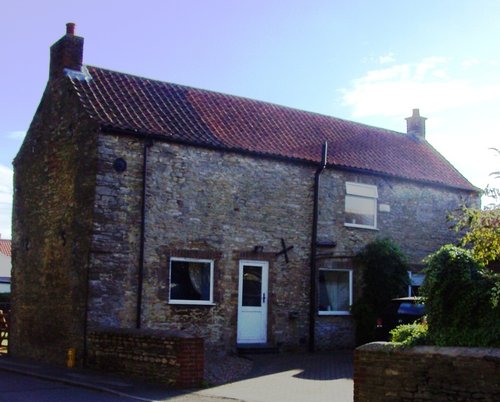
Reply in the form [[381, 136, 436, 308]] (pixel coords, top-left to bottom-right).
[[422, 245, 500, 347], [390, 322, 429, 346], [351, 238, 409, 344]]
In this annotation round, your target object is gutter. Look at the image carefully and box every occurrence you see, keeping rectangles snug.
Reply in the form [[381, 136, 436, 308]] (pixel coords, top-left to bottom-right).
[[136, 138, 153, 329], [309, 141, 328, 353], [99, 126, 477, 194]]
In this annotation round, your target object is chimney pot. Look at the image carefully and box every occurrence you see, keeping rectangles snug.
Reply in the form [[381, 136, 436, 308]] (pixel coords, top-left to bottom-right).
[[66, 22, 76, 36], [405, 108, 427, 139]]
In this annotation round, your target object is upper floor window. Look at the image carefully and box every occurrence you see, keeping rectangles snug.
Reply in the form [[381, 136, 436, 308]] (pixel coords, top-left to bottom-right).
[[344, 182, 378, 229], [169, 257, 214, 305]]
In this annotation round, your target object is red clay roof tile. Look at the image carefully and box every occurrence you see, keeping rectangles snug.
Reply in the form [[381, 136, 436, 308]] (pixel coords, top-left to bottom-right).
[[69, 66, 476, 191], [0, 240, 11, 258]]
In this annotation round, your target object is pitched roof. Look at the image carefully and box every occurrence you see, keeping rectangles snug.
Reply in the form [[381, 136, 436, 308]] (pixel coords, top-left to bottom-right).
[[0, 240, 11, 258], [69, 66, 476, 191]]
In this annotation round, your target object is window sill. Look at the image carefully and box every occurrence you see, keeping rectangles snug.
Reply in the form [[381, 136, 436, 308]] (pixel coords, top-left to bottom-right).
[[344, 223, 379, 231], [169, 301, 216, 307], [318, 311, 351, 316]]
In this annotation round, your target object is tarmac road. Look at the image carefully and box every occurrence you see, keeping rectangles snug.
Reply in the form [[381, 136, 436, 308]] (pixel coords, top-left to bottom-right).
[[0, 351, 354, 402], [0, 371, 139, 402]]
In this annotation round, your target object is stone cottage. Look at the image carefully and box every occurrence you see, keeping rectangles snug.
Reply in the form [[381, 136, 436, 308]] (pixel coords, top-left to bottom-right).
[[11, 24, 478, 366]]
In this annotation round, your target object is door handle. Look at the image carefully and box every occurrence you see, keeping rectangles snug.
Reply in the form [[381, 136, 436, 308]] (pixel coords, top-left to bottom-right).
[[262, 293, 266, 303]]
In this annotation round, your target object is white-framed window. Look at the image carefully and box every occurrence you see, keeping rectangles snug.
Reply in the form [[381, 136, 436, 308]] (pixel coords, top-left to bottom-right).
[[345, 182, 378, 229], [408, 271, 425, 297], [318, 269, 353, 315], [169, 257, 214, 305]]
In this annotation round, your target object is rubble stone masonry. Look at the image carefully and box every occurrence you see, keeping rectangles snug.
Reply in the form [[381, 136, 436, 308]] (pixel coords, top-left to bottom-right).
[[87, 133, 474, 351], [12, 79, 477, 363], [354, 343, 500, 401], [11, 79, 99, 365]]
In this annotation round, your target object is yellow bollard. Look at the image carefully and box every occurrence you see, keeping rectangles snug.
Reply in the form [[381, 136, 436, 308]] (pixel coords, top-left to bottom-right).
[[67, 348, 76, 368]]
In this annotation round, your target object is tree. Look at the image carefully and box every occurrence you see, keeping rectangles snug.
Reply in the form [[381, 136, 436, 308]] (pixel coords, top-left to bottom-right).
[[421, 245, 500, 347], [453, 207, 500, 266], [451, 147, 500, 266], [351, 238, 409, 344]]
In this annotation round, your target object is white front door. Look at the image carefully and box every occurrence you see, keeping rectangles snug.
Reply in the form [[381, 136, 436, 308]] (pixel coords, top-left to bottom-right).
[[237, 260, 268, 344]]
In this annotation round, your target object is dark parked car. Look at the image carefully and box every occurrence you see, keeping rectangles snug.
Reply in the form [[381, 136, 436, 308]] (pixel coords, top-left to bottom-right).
[[374, 297, 425, 341]]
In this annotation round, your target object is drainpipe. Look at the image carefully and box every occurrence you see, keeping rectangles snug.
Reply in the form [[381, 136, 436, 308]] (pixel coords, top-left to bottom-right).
[[309, 141, 328, 353], [136, 138, 153, 329]]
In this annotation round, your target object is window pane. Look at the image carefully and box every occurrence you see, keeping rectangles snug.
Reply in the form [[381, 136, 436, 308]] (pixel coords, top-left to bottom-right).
[[170, 260, 211, 301], [319, 270, 351, 312], [345, 195, 375, 226], [346, 182, 378, 198], [242, 266, 262, 307]]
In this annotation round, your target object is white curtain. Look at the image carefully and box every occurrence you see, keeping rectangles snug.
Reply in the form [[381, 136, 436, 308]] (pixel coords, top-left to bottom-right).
[[188, 264, 203, 296]]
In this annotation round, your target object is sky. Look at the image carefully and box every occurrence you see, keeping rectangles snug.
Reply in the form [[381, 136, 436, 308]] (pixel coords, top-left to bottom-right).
[[1, 0, 499, 239]]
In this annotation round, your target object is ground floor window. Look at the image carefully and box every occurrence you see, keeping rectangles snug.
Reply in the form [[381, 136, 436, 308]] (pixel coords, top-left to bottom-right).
[[408, 271, 425, 297], [318, 269, 352, 315], [169, 257, 214, 305]]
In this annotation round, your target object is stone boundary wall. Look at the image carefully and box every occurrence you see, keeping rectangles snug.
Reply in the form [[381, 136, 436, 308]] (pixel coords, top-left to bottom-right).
[[87, 329, 204, 388], [354, 342, 500, 401]]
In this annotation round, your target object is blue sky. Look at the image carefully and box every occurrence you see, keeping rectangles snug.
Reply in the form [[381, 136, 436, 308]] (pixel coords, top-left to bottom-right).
[[1, 0, 499, 238]]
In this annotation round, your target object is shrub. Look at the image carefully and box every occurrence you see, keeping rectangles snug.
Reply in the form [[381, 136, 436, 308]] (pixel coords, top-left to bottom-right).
[[351, 238, 409, 344], [390, 322, 429, 346], [421, 245, 500, 347]]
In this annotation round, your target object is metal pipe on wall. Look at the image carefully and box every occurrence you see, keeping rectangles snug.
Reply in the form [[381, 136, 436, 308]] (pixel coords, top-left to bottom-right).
[[309, 141, 328, 353]]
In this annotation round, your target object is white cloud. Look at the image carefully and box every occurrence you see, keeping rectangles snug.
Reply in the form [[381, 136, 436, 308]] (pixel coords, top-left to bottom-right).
[[461, 58, 480, 69], [8, 130, 26, 140], [340, 57, 500, 209], [341, 57, 500, 118], [379, 53, 395, 65], [0, 165, 13, 239]]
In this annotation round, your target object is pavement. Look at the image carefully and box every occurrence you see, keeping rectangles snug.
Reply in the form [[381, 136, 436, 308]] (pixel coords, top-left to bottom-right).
[[0, 351, 353, 402]]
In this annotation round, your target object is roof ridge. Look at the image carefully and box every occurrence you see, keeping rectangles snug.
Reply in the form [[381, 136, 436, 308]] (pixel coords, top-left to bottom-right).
[[66, 65, 477, 192]]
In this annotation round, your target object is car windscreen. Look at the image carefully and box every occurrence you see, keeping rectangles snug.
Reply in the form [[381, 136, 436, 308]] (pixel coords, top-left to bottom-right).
[[397, 302, 425, 315]]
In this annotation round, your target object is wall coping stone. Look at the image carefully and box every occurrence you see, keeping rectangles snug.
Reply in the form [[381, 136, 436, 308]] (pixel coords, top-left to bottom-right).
[[357, 341, 500, 360], [89, 327, 198, 339]]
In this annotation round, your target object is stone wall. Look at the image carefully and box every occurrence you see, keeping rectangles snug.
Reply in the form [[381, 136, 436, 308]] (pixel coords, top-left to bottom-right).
[[87, 133, 475, 352], [11, 78, 99, 364], [87, 329, 204, 388], [318, 169, 475, 265], [87, 135, 314, 350], [354, 343, 500, 401]]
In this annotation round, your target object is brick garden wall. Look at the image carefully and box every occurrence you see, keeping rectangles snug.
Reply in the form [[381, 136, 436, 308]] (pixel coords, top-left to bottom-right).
[[354, 343, 500, 401], [87, 329, 204, 388]]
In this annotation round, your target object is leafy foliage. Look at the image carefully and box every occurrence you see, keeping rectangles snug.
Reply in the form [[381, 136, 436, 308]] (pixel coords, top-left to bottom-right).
[[351, 238, 409, 345], [452, 206, 500, 266], [390, 322, 429, 346], [421, 245, 500, 347]]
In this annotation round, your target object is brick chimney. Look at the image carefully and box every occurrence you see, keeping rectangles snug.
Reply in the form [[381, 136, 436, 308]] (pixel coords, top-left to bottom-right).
[[405, 109, 427, 139], [49, 23, 84, 80]]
